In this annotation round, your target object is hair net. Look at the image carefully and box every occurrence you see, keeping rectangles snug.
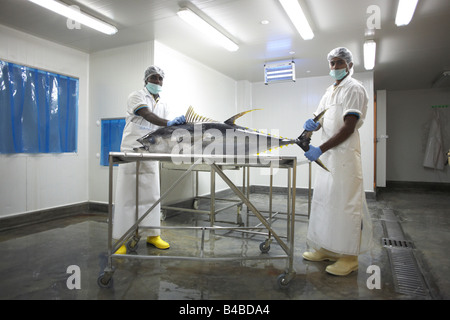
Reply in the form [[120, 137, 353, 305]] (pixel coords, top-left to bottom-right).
[[327, 47, 353, 65], [144, 66, 165, 82]]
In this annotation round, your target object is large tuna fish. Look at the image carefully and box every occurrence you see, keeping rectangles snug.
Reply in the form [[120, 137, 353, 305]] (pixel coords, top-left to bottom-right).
[[136, 106, 328, 171]]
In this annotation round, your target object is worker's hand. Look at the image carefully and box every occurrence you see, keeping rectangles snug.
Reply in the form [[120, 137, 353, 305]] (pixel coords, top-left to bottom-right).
[[303, 119, 320, 131], [167, 115, 186, 126], [305, 145, 322, 161]]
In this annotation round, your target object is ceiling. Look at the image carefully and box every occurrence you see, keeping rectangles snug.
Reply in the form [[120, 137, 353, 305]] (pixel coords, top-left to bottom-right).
[[0, 0, 449, 91]]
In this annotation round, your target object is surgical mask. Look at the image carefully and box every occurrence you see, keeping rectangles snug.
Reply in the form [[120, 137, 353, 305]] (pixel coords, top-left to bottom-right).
[[329, 68, 348, 80], [146, 83, 163, 95]]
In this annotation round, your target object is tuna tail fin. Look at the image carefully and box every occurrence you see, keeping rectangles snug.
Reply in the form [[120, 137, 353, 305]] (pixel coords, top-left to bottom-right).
[[295, 108, 330, 172], [294, 139, 330, 172], [314, 159, 330, 172], [224, 109, 263, 125], [312, 108, 328, 122]]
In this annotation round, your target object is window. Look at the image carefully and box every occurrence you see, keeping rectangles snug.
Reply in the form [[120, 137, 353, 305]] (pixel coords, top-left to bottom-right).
[[0, 60, 79, 153], [100, 118, 125, 166]]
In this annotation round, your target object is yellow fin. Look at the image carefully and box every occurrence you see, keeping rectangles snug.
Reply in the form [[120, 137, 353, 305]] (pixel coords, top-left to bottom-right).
[[185, 106, 217, 123], [224, 109, 262, 125]]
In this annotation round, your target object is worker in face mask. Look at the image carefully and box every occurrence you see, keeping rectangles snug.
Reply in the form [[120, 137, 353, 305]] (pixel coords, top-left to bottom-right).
[[302, 47, 373, 276], [113, 66, 186, 254]]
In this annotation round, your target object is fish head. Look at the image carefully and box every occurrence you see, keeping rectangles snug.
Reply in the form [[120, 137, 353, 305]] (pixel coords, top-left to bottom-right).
[[137, 128, 174, 153], [137, 125, 194, 154]]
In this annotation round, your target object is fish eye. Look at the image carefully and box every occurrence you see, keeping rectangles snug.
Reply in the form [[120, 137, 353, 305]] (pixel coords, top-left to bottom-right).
[[148, 136, 156, 144]]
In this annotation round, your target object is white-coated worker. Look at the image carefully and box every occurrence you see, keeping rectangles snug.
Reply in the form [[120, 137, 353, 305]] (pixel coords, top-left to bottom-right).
[[302, 47, 373, 276], [113, 66, 186, 254]]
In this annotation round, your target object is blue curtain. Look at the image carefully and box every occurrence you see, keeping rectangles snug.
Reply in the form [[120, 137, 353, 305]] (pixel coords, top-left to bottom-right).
[[0, 60, 79, 154], [100, 118, 125, 166]]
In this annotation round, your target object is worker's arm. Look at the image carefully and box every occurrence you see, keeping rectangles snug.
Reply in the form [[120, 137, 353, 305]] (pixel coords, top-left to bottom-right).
[[136, 106, 186, 127], [136, 107, 169, 126], [319, 114, 358, 153]]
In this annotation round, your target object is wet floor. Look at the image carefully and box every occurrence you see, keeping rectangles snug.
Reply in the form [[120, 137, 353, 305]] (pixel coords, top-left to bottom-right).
[[0, 186, 448, 301]]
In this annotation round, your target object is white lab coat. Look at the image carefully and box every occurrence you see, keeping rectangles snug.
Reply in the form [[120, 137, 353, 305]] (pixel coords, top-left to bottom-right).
[[423, 109, 445, 170], [307, 76, 373, 256], [112, 88, 169, 239]]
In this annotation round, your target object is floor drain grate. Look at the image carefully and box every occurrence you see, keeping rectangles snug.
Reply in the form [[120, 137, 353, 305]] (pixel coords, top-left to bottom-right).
[[380, 208, 429, 297], [382, 237, 414, 249], [386, 248, 429, 297]]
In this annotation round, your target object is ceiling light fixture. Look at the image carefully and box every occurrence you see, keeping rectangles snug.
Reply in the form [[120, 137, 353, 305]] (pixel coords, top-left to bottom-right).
[[364, 40, 376, 70], [177, 8, 239, 52], [279, 0, 314, 40], [264, 61, 296, 84], [395, 0, 419, 26], [28, 0, 117, 35]]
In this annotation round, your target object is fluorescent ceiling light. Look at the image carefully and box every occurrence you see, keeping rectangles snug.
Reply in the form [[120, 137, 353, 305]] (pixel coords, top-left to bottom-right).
[[29, 0, 118, 35], [279, 0, 314, 40], [177, 8, 239, 52], [395, 0, 419, 26], [364, 40, 376, 70]]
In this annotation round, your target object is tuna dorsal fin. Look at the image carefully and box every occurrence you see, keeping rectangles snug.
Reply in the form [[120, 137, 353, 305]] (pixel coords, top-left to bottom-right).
[[185, 106, 217, 123], [224, 109, 262, 125]]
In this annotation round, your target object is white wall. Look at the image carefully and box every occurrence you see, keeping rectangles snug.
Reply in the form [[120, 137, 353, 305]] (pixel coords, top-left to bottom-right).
[[386, 88, 450, 184], [251, 72, 375, 193], [0, 25, 89, 218], [154, 41, 239, 202], [88, 41, 239, 205]]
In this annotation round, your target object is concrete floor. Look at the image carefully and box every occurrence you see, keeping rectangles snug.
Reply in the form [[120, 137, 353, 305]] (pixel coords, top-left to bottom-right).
[[0, 186, 448, 301]]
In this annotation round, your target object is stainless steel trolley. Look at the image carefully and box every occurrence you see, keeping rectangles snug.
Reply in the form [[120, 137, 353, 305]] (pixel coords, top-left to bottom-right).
[[160, 161, 244, 226], [98, 153, 298, 289]]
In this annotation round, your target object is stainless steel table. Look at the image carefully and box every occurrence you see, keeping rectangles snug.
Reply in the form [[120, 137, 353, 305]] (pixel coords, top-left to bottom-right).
[[98, 153, 300, 289]]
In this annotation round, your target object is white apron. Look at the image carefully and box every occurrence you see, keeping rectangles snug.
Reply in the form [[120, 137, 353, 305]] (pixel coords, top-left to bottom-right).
[[307, 77, 372, 256], [113, 160, 161, 239], [112, 89, 168, 239]]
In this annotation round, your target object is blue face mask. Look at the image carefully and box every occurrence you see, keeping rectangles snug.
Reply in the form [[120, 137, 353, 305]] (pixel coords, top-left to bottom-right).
[[329, 68, 348, 81], [146, 83, 163, 95]]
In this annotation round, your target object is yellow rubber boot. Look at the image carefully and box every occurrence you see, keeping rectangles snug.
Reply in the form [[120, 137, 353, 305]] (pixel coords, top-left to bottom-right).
[[115, 244, 127, 255], [302, 248, 337, 262], [147, 236, 170, 250], [325, 255, 358, 276]]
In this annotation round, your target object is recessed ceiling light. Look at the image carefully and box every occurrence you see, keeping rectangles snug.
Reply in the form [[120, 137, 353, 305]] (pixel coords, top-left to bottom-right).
[[261, 20, 270, 25]]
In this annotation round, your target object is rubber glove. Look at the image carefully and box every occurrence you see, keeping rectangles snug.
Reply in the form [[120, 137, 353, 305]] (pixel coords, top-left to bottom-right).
[[167, 115, 186, 126], [305, 145, 322, 161], [303, 119, 320, 131]]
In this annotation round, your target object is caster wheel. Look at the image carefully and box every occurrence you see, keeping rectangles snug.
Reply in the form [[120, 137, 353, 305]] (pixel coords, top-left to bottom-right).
[[259, 241, 270, 253], [192, 199, 199, 210], [277, 274, 290, 289], [97, 272, 113, 288]]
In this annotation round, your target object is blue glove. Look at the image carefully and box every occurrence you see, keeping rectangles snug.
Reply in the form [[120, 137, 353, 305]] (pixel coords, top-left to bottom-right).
[[167, 115, 186, 126], [305, 145, 322, 161], [303, 119, 320, 131]]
